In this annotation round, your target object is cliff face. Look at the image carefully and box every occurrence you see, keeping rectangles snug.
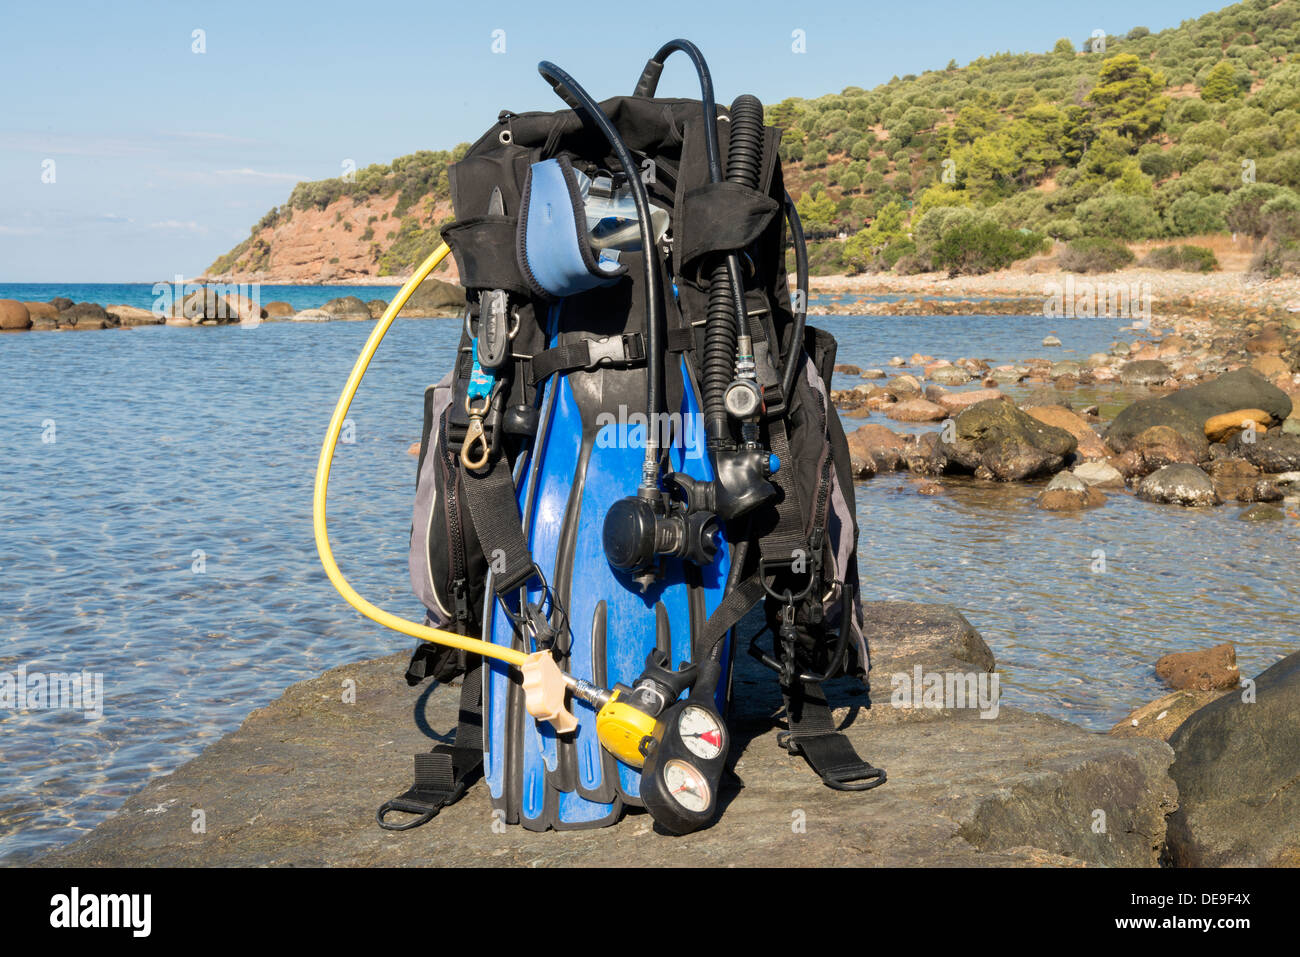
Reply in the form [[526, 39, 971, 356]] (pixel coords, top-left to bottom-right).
[[202, 191, 458, 284]]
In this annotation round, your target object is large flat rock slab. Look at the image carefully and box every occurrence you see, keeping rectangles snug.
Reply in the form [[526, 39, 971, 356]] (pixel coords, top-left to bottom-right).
[[42, 604, 1176, 867]]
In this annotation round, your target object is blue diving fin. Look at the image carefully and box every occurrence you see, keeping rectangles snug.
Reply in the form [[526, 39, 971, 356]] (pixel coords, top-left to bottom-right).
[[482, 297, 731, 830]]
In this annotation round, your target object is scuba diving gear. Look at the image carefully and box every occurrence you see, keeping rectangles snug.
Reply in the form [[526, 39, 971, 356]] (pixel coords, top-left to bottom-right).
[[316, 38, 884, 838]]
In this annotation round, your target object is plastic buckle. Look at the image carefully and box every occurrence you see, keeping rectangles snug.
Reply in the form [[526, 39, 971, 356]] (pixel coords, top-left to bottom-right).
[[584, 333, 644, 370]]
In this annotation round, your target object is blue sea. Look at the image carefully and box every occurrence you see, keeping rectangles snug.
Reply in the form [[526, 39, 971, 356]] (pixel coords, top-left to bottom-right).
[[2, 291, 1297, 864], [0, 282, 409, 313]]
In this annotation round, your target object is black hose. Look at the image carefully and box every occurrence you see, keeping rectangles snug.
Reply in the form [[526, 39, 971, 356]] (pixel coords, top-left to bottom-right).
[[631, 41, 749, 445], [781, 192, 809, 406], [537, 61, 666, 484]]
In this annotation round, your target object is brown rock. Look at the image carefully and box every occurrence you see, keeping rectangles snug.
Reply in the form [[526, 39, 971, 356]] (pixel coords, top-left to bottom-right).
[[0, 299, 31, 330], [833, 363, 861, 376], [22, 301, 58, 321], [1109, 688, 1230, 741], [1036, 472, 1106, 511], [1204, 408, 1272, 443], [1126, 425, 1205, 474], [1245, 330, 1286, 355], [846, 423, 906, 472], [1251, 354, 1291, 378], [883, 374, 923, 397], [1206, 457, 1260, 500], [936, 387, 1002, 414], [106, 305, 164, 327], [885, 399, 948, 423], [265, 301, 295, 317], [62, 303, 111, 329], [1155, 643, 1239, 692], [1024, 405, 1108, 460]]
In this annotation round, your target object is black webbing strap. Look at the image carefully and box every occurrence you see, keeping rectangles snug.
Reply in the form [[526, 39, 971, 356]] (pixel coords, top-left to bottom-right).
[[458, 454, 535, 596], [526, 332, 647, 385], [697, 575, 766, 660], [377, 658, 485, 830], [781, 679, 885, 791], [760, 415, 810, 559]]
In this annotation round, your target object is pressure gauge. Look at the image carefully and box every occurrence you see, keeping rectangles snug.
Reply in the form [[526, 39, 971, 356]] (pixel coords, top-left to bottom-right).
[[662, 760, 711, 813], [678, 705, 724, 760], [640, 697, 730, 834]]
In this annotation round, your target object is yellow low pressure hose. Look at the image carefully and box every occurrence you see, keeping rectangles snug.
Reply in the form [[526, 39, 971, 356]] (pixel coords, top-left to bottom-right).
[[312, 242, 529, 669]]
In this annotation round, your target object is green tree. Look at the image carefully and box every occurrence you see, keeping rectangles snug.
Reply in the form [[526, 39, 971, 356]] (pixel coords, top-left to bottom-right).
[[796, 190, 838, 230], [1085, 54, 1169, 141], [1201, 60, 1243, 102], [1053, 38, 1074, 55]]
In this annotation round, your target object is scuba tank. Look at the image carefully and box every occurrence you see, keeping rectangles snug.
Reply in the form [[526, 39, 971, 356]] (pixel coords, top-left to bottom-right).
[[315, 40, 884, 838]]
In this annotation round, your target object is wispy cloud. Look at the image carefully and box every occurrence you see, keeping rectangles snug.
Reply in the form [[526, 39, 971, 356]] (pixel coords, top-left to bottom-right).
[[215, 167, 304, 183], [2, 132, 162, 157], [149, 220, 208, 233], [173, 131, 263, 146]]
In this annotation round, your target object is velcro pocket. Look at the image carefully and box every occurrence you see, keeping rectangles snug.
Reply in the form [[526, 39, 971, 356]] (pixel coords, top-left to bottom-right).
[[441, 215, 532, 298], [677, 181, 779, 275]]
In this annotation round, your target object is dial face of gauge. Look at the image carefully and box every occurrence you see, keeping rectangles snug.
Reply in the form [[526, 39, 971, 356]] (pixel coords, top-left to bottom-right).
[[678, 705, 724, 760], [663, 759, 711, 813]]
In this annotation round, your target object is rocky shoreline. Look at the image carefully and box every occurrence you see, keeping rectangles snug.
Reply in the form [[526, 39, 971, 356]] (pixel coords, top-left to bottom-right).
[[809, 267, 1300, 325], [832, 302, 1300, 520], [38, 601, 1298, 867], [0, 278, 464, 332]]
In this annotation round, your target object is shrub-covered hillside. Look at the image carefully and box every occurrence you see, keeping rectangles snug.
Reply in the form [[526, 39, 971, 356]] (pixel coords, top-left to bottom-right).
[[783, 0, 1300, 274], [211, 0, 1300, 279]]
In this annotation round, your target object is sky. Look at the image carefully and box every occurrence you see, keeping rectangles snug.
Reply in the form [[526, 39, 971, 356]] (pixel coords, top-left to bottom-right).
[[1, 0, 1227, 281]]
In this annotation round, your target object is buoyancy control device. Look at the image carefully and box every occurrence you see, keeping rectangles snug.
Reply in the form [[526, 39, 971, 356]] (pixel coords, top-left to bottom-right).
[[315, 40, 885, 837]]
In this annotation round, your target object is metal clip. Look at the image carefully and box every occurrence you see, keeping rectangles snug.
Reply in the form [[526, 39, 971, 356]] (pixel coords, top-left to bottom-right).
[[460, 393, 492, 470]]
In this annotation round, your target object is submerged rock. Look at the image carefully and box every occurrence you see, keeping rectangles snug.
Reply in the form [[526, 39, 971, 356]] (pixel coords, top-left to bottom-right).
[[942, 398, 1076, 482], [1165, 651, 1300, 867], [1135, 464, 1219, 507], [1036, 472, 1105, 511], [1206, 457, 1260, 500], [1239, 503, 1285, 521], [1155, 643, 1238, 692], [845, 423, 906, 472]]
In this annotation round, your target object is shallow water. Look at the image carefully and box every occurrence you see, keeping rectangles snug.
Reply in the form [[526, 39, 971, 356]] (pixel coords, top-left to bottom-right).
[[1, 312, 1296, 863]]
